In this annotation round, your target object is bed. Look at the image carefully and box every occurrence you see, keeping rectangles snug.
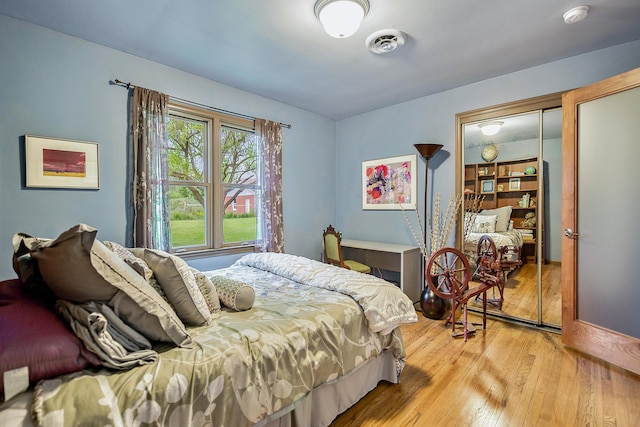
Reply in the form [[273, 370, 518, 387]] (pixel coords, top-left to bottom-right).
[[0, 234, 417, 427], [463, 230, 524, 264], [463, 206, 524, 265]]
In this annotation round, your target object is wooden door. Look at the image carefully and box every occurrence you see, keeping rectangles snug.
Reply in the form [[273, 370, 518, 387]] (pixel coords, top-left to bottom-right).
[[562, 67, 640, 375]]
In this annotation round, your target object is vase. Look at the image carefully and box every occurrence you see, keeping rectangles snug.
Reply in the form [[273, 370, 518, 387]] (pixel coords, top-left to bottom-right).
[[420, 285, 446, 320]]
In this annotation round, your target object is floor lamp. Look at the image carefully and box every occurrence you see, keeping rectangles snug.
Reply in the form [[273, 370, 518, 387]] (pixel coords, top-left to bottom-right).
[[414, 143, 444, 319]]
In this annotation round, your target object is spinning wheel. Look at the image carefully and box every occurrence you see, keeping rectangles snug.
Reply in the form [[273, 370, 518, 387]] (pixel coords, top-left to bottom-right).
[[477, 234, 497, 260], [426, 247, 494, 341], [475, 234, 505, 308], [426, 247, 470, 299]]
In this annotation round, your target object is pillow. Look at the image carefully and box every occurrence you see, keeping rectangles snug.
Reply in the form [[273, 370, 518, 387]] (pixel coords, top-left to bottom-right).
[[472, 214, 497, 233], [26, 224, 191, 347], [128, 248, 211, 326], [103, 242, 171, 305], [103, 241, 153, 282], [191, 268, 221, 316], [480, 206, 512, 232], [209, 276, 255, 311], [11, 233, 56, 303], [0, 279, 101, 400]]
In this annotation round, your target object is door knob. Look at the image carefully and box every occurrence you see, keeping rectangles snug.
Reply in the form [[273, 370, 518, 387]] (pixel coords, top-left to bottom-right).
[[564, 228, 579, 238]]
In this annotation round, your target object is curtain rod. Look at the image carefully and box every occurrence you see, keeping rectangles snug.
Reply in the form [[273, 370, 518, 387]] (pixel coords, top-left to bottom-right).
[[112, 79, 291, 129]]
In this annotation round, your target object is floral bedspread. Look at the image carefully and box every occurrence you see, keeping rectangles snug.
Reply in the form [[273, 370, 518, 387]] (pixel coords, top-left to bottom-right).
[[32, 254, 411, 427], [234, 252, 418, 334]]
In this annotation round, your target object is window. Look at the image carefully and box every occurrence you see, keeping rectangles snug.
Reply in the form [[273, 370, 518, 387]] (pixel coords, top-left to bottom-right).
[[167, 103, 259, 253]]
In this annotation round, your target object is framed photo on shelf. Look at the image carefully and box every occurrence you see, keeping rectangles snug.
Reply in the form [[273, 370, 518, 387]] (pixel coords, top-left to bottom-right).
[[481, 179, 494, 194], [509, 177, 521, 191], [497, 184, 504, 192], [25, 135, 100, 189], [362, 154, 416, 210]]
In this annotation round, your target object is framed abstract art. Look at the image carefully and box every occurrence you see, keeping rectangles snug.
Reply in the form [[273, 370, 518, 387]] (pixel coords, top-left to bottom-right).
[[362, 154, 416, 210]]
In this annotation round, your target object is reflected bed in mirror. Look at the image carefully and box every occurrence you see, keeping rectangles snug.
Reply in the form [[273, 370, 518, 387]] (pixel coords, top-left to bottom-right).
[[455, 94, 562, 329]]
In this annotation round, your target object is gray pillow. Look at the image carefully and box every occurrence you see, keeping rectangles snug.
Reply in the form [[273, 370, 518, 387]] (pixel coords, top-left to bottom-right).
[[27, 224, 191, 347], [103, 241, 154, 282], [191, 268, 221, 316], [103, 241, 170, 306], [209, 275, 255, 311], [480, 206, 513, 232], [12, 233, 51, 286], [128, 248, 211, 326]]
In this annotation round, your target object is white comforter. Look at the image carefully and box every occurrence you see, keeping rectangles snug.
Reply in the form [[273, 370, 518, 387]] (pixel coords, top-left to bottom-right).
[[234, 252, 418, 334]]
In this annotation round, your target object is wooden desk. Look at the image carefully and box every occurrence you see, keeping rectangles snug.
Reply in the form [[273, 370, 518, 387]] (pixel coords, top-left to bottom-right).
[[341, 239, 422, 303]]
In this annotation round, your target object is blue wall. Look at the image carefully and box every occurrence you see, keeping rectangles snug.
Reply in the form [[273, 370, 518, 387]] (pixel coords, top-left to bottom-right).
[[0, 15, 336, 279], [2, 13, 640, 280], [335, 40, 640, 249]]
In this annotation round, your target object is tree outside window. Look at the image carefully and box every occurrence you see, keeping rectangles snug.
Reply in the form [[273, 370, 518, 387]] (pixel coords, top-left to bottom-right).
[[167, 104, 258, 253]]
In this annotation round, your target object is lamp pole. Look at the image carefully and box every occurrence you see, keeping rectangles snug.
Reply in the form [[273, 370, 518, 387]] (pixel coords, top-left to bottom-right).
[[414, 143, 444, 318]]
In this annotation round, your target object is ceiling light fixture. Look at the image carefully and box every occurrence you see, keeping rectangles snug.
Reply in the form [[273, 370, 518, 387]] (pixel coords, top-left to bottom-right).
[[563, 6, 589, 24], [314, 0, 370, 39], [478, 121, 504, 136]]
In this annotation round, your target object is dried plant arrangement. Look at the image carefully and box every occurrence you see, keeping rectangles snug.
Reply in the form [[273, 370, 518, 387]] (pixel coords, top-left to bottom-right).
[[463, 193, 486, 241], [429, 192, 463, 257], [400, 192, 463, 262], [399, 204, 428, 258]]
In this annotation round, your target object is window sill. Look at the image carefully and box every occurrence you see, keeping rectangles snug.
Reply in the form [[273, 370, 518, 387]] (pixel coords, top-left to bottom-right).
[[175, 245, 255, 261]]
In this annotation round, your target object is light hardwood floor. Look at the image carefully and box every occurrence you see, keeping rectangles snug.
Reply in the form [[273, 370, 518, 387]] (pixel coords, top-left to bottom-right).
[[468, 262, 562, 326], [330, 312, 640, 426]]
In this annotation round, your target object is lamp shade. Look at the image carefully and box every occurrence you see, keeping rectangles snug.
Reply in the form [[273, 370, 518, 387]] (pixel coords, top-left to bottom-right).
[[315, 0, 370, 38], [414, 143, 443, 160]]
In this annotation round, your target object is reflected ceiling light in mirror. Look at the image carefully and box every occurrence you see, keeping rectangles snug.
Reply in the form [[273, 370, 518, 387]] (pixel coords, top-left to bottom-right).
[[314, 0, 370, 38], [478, 121, 504, 136]]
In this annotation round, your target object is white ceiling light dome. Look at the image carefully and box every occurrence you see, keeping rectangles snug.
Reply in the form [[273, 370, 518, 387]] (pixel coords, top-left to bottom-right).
[[314, 0, 370, 38], [366, 29, 407, 54], [478, 121, 504, 136], [563, 6, 589, 24]]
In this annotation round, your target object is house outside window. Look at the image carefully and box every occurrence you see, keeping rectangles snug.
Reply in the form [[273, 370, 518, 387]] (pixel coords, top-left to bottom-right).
[[167, 102, 259, 253]]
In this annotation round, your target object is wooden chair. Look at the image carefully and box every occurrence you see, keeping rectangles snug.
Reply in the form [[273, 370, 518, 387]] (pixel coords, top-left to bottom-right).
[[322, 225, 371, 274], [426, 247, 495, 341]]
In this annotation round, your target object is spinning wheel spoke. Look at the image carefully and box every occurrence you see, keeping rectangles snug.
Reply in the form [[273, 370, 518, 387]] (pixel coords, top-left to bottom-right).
[[451, 276, 466, 290], [426, 247, 471, 300], [477, 235, 497, 259]]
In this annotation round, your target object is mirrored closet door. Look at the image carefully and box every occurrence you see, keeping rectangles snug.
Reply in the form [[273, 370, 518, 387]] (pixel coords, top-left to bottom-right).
[[455, 93, 562, 329]]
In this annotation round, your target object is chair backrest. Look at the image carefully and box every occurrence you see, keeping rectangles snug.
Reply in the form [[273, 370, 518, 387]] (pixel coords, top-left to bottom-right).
[[323, 225, 346, 268]]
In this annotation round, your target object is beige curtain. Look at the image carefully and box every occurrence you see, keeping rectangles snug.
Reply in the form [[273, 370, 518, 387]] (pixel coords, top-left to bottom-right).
[[256, 119, 284, 253], [131, 86, 171, 250]]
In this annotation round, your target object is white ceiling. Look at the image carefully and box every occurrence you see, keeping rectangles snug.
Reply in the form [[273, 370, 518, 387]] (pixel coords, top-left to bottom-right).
[[2, 0, 640, 120]]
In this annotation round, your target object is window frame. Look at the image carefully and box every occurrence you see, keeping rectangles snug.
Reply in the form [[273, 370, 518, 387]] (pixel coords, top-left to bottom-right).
[[168, 101, 258, 257]]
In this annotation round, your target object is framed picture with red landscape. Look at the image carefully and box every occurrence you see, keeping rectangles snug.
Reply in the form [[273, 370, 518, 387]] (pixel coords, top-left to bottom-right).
[[25, 135, 99, 189], [362, 154, 416, 210]]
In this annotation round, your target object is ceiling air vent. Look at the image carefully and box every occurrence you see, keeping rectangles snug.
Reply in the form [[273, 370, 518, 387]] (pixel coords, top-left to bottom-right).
[[366, 29, 407, 54]]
